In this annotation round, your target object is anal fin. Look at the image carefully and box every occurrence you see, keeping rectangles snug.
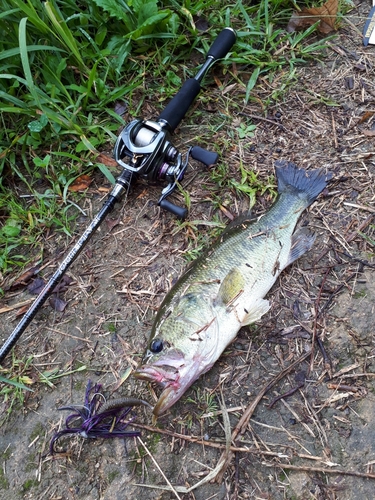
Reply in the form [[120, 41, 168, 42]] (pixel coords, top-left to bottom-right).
[[241, 298, 270, 326]]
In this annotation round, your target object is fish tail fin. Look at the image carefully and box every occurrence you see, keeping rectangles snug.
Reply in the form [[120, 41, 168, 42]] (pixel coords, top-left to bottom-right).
[[275, 160, 331, 207]]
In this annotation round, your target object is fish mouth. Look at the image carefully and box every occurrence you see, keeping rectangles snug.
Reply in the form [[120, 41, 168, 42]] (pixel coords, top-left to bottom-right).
[[133, 363, 199, 417]]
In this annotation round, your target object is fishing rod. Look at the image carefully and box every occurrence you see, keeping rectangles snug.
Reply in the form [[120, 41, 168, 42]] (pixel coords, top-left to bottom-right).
[[0, 27, 236, 364]]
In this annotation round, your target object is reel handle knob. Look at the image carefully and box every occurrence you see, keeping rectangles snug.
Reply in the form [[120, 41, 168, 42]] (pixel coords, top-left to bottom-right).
[[159, 199, 188, 220], [191, 146, 218, 166]]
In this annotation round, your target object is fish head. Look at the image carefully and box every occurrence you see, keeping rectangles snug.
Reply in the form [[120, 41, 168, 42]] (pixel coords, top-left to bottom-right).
[[134, 293, 219, 416]]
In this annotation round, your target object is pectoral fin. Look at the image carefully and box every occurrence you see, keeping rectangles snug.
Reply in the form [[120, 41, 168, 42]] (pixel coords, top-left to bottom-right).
[[217, 268, 245, 306], [241, 298, 270, 326], [286, 227, 316, 267]]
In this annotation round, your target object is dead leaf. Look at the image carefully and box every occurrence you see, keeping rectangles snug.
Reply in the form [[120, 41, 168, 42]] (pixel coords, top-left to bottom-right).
[[16, 304, 31, 316], [106, 217, 121, 231], [287, 0, 339, 34], [96, 152, 118, 167], [357, 111, 375, 125], [214, 75, 223, 88], [10, 266, 40, 289], [114, 101, 127, 116], [49, 296, 67, 312], [52, 275, 74, 294], [68, 174, 92, 192], [28, 277, 45, 295], [219, 204, 235, 221], [362, 129, 375, 137], [194, 17, 209, 32]]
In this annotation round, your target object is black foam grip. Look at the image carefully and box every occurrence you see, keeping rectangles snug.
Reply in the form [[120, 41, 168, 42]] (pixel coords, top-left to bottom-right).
[[158, 79, 201, 132], [191, 146, 218, 166], [159, 199, 187, 219], [207, 28, 236, 60]]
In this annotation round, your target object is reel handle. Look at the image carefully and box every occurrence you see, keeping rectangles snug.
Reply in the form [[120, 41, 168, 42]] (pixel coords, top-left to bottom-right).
[[158, 27, 236, 132]]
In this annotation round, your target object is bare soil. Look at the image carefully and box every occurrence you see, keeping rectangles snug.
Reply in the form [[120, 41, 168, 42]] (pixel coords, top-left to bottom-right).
[[1, 4, 375, 499]]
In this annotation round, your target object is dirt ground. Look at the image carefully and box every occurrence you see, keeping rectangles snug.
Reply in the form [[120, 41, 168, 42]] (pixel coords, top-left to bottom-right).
[[1, 3, 375, 499]]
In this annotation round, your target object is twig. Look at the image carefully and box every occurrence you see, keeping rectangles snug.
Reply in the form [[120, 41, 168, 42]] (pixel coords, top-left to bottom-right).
[[343, 202, 375, 214], [331, 111, 338, 149], [310, 267, 331, 375], [263, 461, 375, 480], [45, 327, 92, 344], [268, 371, 305, 409], [136, 436, 182, 500], [0, 298, 35, 314], [238, 111, 286, 130], [319, 263, 365, 315], [335, 249, 375, 270], [346, 214, 374, 243], [131, 422, 289, 457], [135, 395, 232, 494]]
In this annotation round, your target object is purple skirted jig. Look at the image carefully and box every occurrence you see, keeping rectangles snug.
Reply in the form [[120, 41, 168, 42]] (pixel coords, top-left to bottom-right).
[[50, 380, 152, 454]]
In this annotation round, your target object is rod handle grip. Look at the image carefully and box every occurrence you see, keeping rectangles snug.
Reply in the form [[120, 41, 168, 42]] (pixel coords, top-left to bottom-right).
[[207, 27, 236, 60], [158, 79, 201, 132]]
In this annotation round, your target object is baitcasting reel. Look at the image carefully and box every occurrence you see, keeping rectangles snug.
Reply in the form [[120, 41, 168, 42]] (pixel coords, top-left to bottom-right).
[[114, 119, 218, 218]]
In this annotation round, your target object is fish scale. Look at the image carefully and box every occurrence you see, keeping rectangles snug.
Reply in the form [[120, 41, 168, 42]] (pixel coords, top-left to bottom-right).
[[134, 161, 330, 416]]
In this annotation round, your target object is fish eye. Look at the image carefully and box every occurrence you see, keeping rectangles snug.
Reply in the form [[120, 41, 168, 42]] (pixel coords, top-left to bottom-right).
[[150, 338, 163, 353]]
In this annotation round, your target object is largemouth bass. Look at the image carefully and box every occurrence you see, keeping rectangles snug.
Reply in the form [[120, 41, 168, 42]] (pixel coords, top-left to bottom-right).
[[134, 161, 330, 416]]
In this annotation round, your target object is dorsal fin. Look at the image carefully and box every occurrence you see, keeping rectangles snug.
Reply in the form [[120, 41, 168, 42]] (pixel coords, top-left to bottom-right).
[[221, 211, 256, 237]]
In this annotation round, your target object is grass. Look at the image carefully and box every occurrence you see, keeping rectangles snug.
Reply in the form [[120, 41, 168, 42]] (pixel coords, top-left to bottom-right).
[[0, 349, 86, 422], [0, 0, 337, 278], [0, 351, 34, 424]]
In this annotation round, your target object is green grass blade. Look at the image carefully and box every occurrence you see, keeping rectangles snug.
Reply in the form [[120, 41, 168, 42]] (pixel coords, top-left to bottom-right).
[[44, 1, 86, 69], [11, 0, 50, 34], [18, 17, 40, 106], [245, 66, 260, 103], [0, 45, 65, 62], [0, 375, 34, 392]]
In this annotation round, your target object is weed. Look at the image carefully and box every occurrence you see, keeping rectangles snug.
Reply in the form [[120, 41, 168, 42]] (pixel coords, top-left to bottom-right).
[[22, 478, 38, 492], [0, 352, 34, 423], [0, 466, 9, 490], [236, 121, 257, 139], [185, 386, 219, 420], [107, 470, 120, 483], [37, 362, 86, 388], [359, 226, 375, 249], [2, 446, 12, 461], [353, 289, 367, 299], [106, 322, 117, 333], [173, 218, 225, 261], [229, 162, 277, 208]]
